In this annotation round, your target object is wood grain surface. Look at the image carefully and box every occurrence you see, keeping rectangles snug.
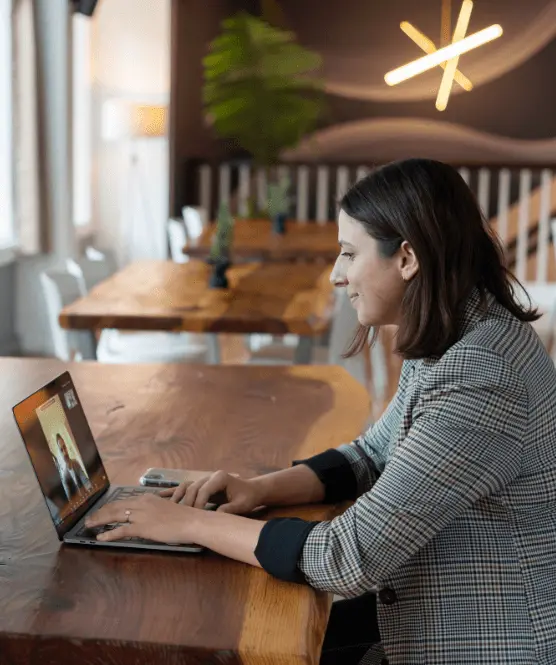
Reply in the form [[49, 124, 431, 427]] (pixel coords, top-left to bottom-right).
[[59, 260, 335, 336], [186, 220, 340, 263], [0, 358, 370, 665]]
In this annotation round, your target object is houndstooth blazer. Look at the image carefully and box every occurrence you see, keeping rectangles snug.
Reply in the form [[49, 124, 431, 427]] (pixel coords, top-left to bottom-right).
[[255, 288, 556, 664]]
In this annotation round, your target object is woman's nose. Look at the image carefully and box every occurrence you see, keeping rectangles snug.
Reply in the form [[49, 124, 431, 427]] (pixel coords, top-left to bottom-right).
[[330, 263, 348, 287]]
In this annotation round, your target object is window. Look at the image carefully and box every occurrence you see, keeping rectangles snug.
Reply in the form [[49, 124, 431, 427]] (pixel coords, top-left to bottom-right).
[[72, 13, 92, 229], [0, 0, 14, 250]]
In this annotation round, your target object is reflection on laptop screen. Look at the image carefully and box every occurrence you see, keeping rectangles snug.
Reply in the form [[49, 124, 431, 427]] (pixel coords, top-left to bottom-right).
[[13, 372, 109, 533]]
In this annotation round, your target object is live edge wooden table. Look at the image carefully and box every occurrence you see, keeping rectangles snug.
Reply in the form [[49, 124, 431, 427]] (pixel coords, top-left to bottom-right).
[[185, 219, 340, 263], [59, 260, 335, 364], [0, 358, 370, 665]]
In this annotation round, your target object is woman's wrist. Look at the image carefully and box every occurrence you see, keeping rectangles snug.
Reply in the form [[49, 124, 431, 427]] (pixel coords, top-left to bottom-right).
[[180, 503, 206, 543], [180, 504, 264, 567], [247, 475, 271, 505], [245, 465, 326, 507]]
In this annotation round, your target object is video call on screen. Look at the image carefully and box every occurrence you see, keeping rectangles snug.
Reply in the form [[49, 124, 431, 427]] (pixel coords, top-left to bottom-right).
[[17, 375, 108, 526]]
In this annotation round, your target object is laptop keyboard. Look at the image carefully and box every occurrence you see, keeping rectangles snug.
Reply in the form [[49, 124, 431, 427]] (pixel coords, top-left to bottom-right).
[[74, 486, 216, 545], [75, 486, 161, 543]]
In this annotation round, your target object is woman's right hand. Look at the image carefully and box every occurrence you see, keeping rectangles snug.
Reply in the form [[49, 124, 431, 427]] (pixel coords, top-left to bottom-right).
[[159, 470, 265, 514]]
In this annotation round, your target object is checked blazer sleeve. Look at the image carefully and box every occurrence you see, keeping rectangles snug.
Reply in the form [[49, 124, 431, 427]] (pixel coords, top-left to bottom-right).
[[298, 346, 528, 597], [291, 362, 411, 503]]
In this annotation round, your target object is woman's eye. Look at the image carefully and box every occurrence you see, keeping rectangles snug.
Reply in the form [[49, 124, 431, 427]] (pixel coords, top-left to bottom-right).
[[341, 252, 354, 260]]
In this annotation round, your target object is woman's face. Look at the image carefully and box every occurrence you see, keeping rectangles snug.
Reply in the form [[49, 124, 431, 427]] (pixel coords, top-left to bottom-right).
[[57, 436, 70, 462], [330, 210, 418, 327]]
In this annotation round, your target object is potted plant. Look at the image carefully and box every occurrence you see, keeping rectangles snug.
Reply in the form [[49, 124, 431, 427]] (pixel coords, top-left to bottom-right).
[[208, 201, 234, 289], [203, 9, 324, 220], [267, 172, 291, 234]]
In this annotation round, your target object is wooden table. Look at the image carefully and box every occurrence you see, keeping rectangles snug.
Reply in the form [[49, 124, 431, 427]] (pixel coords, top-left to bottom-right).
[[0, 358, 370, 665], [59, 260, 335, 364], [186, 219, 340, 263]]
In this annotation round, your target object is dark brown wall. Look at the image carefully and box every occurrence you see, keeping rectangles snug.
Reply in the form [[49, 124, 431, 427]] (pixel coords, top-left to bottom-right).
[[170, 0, 556, 211], [279, 0, 556, 140], [169, 0, 236, 214]]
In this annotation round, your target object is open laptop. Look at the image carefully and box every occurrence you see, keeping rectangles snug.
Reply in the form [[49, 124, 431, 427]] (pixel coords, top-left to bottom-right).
[[12, 371, 207, 553]]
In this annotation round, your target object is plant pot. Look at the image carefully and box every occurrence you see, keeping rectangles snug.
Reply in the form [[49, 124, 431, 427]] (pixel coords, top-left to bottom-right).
[[208, 258, 231, 289], [272, 212, 287, 235]]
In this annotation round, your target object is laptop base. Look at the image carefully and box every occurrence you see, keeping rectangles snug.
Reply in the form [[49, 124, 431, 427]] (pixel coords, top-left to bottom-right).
[[64, 484, 207, 553]]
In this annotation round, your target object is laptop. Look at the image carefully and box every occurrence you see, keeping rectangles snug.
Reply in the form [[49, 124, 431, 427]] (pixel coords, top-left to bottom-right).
[[12, 371, 208, 553]]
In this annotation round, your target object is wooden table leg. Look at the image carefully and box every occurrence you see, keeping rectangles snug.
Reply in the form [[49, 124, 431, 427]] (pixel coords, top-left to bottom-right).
[[294, 336, 314, 364], [68, 330, 97, 360], [207, 334, 222, 364]]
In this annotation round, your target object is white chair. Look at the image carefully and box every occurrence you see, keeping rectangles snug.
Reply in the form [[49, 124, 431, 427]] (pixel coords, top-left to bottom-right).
[[42, 266, 212, 364], [248, 332, 299, 352], [167, 218, 189, 263], [248, 289, 388, 396], [182, 206, 207, 240], [85, 246, 119, 275], [549, 219, 556, 359], [521, 219, 556, 357], [66, 257, 113, 291], [520, 284, 556, 361], [40, 269, 97, 361]]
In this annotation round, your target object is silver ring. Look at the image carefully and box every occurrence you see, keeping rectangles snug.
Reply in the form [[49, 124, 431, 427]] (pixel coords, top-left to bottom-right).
[[124, 509, 131, 523]]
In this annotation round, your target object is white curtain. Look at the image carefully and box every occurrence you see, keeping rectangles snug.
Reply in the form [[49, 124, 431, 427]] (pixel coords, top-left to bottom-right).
[[12, 0, 42, 254]]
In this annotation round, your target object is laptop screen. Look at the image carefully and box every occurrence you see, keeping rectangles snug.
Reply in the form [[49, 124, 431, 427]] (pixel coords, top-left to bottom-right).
[[12, 371, 109, 538]]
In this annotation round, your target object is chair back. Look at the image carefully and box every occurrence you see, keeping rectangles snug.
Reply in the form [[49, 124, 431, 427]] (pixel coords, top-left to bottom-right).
[[85, 246, 119, 274], [66, 257, 113, 291], [182, 206, 206, 240], [167, 218, 189, 263], [40, 269, 96, 361]]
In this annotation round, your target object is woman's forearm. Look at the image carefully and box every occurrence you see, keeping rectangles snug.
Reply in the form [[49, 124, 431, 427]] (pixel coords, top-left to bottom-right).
[[188, 508, 264, 567], [249, 463, 325, 507], [182, 465, 325, 568]]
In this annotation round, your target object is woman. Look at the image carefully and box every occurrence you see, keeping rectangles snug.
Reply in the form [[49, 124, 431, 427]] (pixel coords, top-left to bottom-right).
[[86, 159, 556, 665], [53, 433, 91, 499]]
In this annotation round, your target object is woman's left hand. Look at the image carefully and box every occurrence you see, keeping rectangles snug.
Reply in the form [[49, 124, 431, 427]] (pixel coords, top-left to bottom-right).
[[84, 493, 198, 544]]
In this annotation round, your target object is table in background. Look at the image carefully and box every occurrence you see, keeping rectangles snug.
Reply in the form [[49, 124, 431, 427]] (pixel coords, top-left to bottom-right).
[[186, 219, 339, 263], [59, 260, 335, 364], [0, 357, 370, 665]]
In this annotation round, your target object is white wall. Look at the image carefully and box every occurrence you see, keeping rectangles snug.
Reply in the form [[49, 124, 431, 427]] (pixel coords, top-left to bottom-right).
[[91, 0, 171, 264]]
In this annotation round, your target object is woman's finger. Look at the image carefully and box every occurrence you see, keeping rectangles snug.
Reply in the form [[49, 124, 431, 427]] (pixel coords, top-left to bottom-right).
[[169, 481, 190, 503], [86, 496, 146, 528], [193, 472, 227, 509], [97, 524, 136, 542], [183, 477, 210, 507], [216, 501, 240, 514], [86, 502, 129, 528]]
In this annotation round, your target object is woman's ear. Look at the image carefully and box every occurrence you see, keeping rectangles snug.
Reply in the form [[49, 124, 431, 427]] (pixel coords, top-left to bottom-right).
[[399, 241, 419, 282]]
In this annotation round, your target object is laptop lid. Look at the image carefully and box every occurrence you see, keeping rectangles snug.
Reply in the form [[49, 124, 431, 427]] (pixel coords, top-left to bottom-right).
[[12, 371, 110, 539]]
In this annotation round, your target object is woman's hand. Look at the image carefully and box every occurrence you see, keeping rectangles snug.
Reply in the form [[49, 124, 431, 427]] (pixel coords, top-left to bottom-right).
[[84, 494, 199, 544], [160, 470, 264, 515]]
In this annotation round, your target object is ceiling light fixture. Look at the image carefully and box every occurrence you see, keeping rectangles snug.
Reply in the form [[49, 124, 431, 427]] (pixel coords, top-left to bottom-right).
[[384, 0, 503, 111]]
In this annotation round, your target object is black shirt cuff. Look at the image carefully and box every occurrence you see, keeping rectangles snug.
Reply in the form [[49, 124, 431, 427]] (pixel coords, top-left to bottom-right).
[[292, 448, 357, 503], [255, 518, 320, 583]]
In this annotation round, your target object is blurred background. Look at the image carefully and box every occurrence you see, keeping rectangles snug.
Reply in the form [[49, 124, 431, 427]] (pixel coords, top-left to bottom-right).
[[1, 0, 556, 401]]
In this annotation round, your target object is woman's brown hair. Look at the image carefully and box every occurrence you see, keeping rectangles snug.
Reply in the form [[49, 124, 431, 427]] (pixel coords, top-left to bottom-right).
[[341, 158, 540, 360]]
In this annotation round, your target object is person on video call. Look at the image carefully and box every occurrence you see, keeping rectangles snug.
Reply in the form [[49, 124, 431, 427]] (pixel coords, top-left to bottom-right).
[[53, 433, 91, 499], [86, 159, 556, 665]]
